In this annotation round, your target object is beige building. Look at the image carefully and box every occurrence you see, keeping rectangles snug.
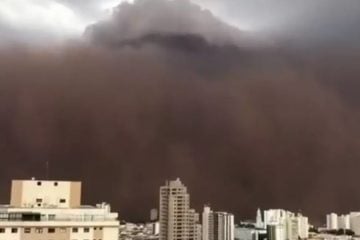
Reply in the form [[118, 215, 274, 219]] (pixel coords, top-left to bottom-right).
[[159, 178, 200, 240], [202, 206, 234, 240], [0, 178, 119, 240], [189, 209, 202, 240]]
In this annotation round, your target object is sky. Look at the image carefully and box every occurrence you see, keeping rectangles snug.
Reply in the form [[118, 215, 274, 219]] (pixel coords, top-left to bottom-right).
[[0, 0, 360, 225], [1, 0, 360, 44], [0, 0, 131, 43]]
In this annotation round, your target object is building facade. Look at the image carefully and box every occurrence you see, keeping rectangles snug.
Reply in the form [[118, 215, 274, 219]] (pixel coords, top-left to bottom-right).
[[256, 208, 264, 229], [202, 205, 234, 240], [297, 214, 309, 239], [160, 178, 200, 240], [327, 213, 339, 230], [263, 209, 308, 240], [338, 215, 350, 230], [203, 206, 214, 240], [189, 209, 202, 240], [349, 212, 360, 235], [0, 179, 119, 240]]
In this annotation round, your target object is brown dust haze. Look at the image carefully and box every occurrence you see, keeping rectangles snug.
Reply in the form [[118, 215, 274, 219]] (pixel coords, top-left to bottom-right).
[[1, 0, 360, 224]]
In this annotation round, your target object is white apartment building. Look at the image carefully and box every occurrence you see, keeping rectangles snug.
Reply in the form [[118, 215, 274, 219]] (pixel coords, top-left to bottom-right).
[[324, 212, 360, 234], [286, 215, 299, 240], [325, 213, 350, 230], [264, 209, 289, 227], [203, 205, 214, 240], [338, 215, 350, 230], [264, 209, 289, 240], [0, 178, 119, 240], [160, 178, 200, 240], [327, 213, 339, 230], [297, 214, 309, 239], [349, 212, 360, 235], [263, 209, 308, 240], [202, 205, 234, 240]]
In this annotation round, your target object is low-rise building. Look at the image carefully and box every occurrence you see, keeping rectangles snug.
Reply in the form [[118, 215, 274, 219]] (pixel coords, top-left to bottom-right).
[[119, 222, 160, 240]]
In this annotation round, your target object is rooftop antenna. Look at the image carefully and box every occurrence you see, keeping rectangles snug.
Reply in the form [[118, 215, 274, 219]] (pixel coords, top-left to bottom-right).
[[46, 160, 50, 180]]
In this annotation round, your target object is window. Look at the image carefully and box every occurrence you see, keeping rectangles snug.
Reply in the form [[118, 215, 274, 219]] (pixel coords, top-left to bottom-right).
[[8, 213, 21, 221], [11, 228, 17, 233], [24, 228, 31, 233], [48, 214, 56, 220], [59, 227, 67, 233], [0, 213, 7, 220], [35, 228, 43, 233], [60, 198, 66, 203], [48, 228, 55, 233], [84, 227, 90, 232], [37, 181, 42, 186], [36, 198, 42, 203], [72, 227, 78, 233], [0, 228, 5, 233]]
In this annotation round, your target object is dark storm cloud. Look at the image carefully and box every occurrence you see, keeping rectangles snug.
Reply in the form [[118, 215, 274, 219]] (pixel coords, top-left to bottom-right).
[[85, 0, 250, 47], [1, 0, 360, 225], [196, 0, 360, 46]]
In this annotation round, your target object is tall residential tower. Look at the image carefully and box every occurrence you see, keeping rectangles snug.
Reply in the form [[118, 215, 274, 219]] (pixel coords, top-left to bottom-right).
[[159, 178, 200, 240]]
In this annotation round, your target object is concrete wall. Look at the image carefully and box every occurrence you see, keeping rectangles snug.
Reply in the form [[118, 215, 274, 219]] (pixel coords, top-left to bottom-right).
[[10, 180, 81, 208]]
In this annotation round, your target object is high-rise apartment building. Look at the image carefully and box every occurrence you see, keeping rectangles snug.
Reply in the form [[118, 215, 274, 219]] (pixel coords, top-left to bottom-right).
[[326, 213, 339, 230], [325, 213, 350, 230], [263, 209, 308, 240], [297, 214, 309, 239], [203, 206, 214, 240], [160, 178, 201, 240], [338, 214, 350, 230], [202, 205, 234, 240], [348, 212, 360, 234], [0, 178, 119, 240]]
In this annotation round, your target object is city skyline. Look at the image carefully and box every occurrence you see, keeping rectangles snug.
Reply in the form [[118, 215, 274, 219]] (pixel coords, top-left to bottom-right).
[[1, 0, 360, 225], [0, 177, 360, 232], [2, 176, 357, 229]]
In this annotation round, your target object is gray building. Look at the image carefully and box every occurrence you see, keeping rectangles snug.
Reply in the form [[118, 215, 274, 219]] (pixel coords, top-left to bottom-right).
[[159, 178, 200, 240]]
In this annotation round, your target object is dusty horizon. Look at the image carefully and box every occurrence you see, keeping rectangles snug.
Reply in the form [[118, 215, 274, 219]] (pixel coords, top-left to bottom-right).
[[1, 0, 360, 225]]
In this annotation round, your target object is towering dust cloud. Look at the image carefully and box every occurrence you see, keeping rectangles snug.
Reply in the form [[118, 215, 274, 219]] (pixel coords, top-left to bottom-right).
[[85, 0, 246, 47], [0, 0, 359, 224]]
